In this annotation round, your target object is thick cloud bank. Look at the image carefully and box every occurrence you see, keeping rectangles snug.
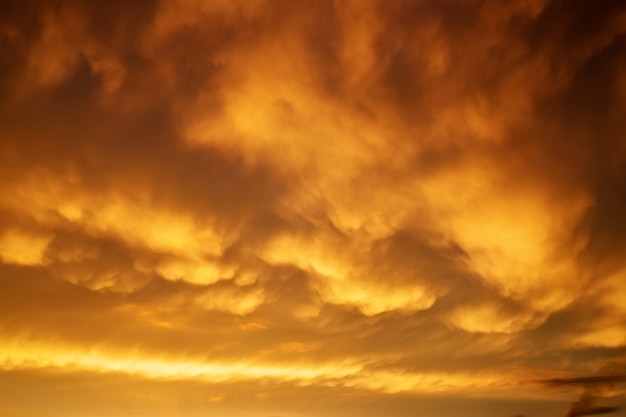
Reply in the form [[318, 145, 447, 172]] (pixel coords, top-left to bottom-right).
[[1, 1, 626, 416]]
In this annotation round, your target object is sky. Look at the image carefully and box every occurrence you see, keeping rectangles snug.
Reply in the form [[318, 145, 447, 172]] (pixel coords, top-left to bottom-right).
[[1, 0, 626, 416]]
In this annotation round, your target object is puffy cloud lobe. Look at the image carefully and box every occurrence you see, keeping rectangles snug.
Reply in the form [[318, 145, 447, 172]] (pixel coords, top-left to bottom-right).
[[1, 1, 626, 416]]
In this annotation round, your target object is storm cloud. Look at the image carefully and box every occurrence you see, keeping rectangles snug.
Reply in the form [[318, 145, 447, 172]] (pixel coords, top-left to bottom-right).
[[1, 1, 626, 416]]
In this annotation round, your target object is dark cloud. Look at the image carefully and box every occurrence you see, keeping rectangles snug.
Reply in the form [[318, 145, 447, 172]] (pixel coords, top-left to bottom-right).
[[564, 394, 620, 417], [539, 372, 626, 417], [542, 375, 626, 387]]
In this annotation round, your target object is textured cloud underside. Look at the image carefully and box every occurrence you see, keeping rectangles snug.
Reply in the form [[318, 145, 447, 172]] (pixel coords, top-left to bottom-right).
[[1, 1, 626, 416]]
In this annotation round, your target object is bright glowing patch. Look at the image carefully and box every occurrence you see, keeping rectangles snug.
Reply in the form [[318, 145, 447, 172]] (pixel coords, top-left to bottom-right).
[[0, 229, 52, 266]]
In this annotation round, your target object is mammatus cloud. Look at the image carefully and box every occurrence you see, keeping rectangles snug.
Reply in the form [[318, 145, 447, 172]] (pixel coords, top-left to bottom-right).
[[1, 0, 626, 416]]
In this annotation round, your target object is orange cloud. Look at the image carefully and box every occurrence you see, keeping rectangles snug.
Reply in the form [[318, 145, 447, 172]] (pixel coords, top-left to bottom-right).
[[1, 1, 626, 417]]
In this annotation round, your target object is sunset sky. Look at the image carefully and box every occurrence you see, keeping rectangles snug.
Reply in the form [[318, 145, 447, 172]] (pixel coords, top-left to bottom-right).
[[1, 1, 626, 416]]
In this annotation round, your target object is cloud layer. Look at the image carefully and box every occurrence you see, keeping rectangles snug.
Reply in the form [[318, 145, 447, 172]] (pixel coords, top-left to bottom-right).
[[1, 1, 626, 416]]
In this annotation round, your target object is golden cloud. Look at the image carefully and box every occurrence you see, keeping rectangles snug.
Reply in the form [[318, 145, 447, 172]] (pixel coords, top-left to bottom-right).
[[1, 1, 626, 417]]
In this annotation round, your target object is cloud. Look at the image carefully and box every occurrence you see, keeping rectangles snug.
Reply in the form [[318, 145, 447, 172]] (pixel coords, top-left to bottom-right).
[[564, 396, 620, 417], [1, 1, 626, 416], [540, 372, 626, 417], [0, 228, 52, 266], [542, 375, 626, 387]]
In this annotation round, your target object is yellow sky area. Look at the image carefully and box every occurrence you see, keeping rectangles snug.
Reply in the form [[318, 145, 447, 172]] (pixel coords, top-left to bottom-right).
[[419, 160, 591, 312], [261, 231, 436, 316], [0, 228, 52, 266], [0, 172, 221, 254], [2, 2, 626, 416], [604, 269, 626, 317], [7, 190, 217, 259], [158, 0, 585, 318], [193, 284, 266, 315], [184, 47, 396, 179], [172, 14, 594, 323], [449, 201, 588, 311], [575, 325, 626, 349], [446, 303, 547, 334], [0, 171, 237, 285], [0, 340, 542, 397], [178, 3, 416, 232], [569, 268, 626, 348], [142, 257, 237, 286]]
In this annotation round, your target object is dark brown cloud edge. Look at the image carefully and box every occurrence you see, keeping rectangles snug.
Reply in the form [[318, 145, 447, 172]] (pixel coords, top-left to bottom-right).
[[541, 375, 626, 387]]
